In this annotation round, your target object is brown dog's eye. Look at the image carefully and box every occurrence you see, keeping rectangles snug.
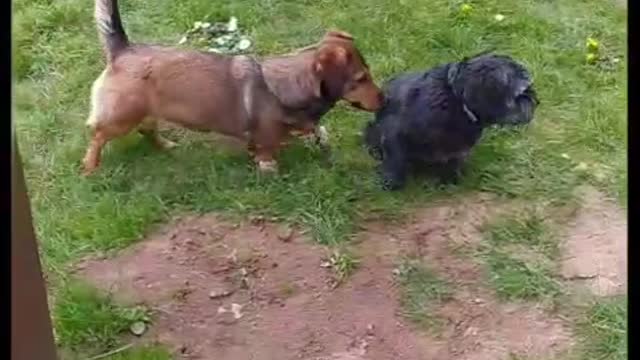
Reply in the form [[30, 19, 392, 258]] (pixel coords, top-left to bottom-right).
[[356, 73, 369, 83]]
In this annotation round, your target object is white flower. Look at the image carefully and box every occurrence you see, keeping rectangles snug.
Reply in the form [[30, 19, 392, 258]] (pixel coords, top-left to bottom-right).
[[227, 17, 238, 32], [237, 38, 252, 50], [494, 14, 505, 22], [574, 162, 589, 171]]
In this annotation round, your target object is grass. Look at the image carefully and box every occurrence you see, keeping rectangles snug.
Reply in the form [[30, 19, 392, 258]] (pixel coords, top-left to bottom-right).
[[395, 260, 452, 331], [13, 0, 626, 357], [577, 296, 627, 360], [60, 344, 172, 360], [53, 280, 152, 357], [481, 209, 564, 301], [100, 345, 172, 360], [484, 208, 558, 257]]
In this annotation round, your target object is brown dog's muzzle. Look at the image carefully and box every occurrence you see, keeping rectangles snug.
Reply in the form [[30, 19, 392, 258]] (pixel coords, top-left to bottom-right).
[[345, 86, 385, 112]]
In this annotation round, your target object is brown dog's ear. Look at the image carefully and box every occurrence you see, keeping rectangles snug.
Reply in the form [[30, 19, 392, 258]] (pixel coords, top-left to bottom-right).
[[323, 30, 354, 42], [311, 46, 351, 99], [313, 46, 349, 73]]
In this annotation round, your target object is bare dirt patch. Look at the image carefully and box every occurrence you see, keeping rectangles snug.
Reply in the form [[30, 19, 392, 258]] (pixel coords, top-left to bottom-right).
[[359, 194, 573, 360], [77, 193, 574, 360], [77, 215, 431, 359], [560, 186, 627, 296]]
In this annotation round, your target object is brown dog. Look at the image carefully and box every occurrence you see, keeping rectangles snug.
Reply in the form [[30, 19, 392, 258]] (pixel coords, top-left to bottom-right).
[[83, 0, 384, 175]]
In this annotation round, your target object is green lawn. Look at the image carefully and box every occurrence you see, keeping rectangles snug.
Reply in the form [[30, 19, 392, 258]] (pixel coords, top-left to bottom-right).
[[13, 0, 627, 358]]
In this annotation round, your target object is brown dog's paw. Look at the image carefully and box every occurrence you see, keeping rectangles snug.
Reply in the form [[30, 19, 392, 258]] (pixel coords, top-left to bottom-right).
[[81, 157, 98, 176], [81, 166, 97, 177], [257, 160, 279, 174], [156, 137, 178, 150], [315, 125, 330, 146]]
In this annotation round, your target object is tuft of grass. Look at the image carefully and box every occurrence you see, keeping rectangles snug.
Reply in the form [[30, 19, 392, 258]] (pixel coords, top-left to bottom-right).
[[54, 280, 152, 355], [101, 345, 172, 360], [395, 260, 452, 330], [484, 208, 558, 258], [484, 249, 562, 301], [59, 344, 172, 360], [577, 296, 627, 360], [481, 209, 563, 301]]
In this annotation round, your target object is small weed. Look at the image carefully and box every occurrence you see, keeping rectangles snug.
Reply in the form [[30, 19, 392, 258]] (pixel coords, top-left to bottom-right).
[[323, 250, 360, 285], [577, 296, 627, 360], [395, 260, 452, 331], [279, 282, 298, 298], [54, 280, 152, 354]]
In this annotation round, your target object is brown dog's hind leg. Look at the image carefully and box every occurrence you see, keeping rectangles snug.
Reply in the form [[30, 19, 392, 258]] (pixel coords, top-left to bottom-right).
[[82, 127, 109, 176], [82, 75, 150, 175], [82, 109, 146, 175], [83, 120, 143, 176], [82, 120, 142, 175], [139, 118, 177, 150]]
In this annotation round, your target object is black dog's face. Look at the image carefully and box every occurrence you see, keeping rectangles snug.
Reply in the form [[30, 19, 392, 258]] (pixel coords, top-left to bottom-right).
[[490, 87, 539, 127], [455, 55, 539, 127]]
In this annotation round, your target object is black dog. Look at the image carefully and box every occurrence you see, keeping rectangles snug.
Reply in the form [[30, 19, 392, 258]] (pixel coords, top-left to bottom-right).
[[364, 53, 539, 190]]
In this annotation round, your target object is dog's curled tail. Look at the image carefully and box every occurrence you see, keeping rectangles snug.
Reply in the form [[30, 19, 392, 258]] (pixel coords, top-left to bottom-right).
[[95, 0, 129, 61]]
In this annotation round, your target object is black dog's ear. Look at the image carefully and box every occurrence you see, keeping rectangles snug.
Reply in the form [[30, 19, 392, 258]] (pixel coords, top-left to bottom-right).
[[447, 63, 462, 85], [524, 86, 540, 105]]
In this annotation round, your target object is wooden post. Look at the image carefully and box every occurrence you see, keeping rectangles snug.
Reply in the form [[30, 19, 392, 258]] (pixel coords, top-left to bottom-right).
[[12, 140, 58, 360]]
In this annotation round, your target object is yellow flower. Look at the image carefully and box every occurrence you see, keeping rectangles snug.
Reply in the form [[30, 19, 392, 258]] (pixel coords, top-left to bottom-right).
[[586, 53, 598, 64], [460, 3, 473, 14], [586, 37, 600, 52]]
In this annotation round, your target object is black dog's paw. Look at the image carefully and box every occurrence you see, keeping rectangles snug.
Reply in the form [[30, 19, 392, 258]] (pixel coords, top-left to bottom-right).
[[381, 176, 404, 191], [438, 171, 461, 185], [366, 145, 383, 161]]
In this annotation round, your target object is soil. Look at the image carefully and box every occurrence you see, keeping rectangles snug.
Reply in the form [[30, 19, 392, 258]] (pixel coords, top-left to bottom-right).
[[76, 190, 625, 360], [560, 186, 627, 296]]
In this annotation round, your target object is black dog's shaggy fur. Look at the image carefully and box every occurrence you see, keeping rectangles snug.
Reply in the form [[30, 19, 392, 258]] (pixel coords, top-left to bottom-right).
[[364, 53, 539, 190]]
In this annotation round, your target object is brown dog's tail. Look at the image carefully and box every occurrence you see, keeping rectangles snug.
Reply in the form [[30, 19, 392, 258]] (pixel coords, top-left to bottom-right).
[[95, 0, 129, 61]]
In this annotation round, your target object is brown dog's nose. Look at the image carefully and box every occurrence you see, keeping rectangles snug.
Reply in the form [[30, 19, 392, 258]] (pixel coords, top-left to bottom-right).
[[371, 92, 385, 111]]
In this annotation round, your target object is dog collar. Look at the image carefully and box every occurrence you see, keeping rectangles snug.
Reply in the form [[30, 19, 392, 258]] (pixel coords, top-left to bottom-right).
[[462, 104, 479, 123], [446, 63, 479, 124]]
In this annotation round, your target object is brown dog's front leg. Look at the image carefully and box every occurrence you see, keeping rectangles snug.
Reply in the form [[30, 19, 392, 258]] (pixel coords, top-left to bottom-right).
[[287, 121, 329, 147], [139, 118, 177, 150], [254, 145, 280, 173], [252, 121, 286, 173]]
